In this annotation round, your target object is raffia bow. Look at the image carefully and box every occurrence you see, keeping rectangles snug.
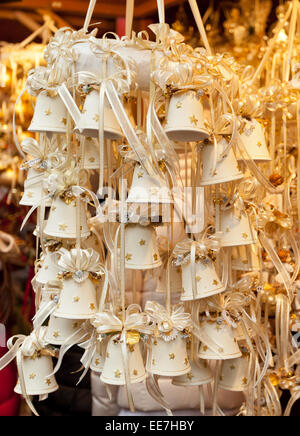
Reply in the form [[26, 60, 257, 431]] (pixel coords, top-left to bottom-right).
[[172, 237, 219, 267], [148, 23, 184, 51], [44, 27, 99, 85], [57, 248, 105, 282], [234, 93, 264, 120], [92, 304, 153, 340], [144, 301, 192, 338], [20, 137, 65, 172]]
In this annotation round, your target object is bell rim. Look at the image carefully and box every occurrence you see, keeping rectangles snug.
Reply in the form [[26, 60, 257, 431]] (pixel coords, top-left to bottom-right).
[[147, 365, 191, 377], [172, 375, 213, 387], [199, 350, 242, 360], [14, 383, 59, 396], [28, 125, 67, 134], [89, 364, 103, 373], [43, 230, 91, 239], [180, 284, 226, 301], [100, 372, 146, 386], [165, 127, 209, 142], [74, 125, 123, 141], [200, 172, 244, 186]]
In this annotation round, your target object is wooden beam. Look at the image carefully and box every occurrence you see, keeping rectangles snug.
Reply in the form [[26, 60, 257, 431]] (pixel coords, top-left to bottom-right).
[[60, 16, 113, 30], [13, 10, 40, 31], [135, 0, 183, 17], [0, 0, 127, 18], [0, 11, 16, 19], [37, 8, 71, 29]]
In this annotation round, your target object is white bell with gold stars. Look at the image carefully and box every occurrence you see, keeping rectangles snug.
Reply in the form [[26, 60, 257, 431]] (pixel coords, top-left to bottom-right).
[[127, 164, 173, 204], [146, 335, 191, 377], [38, 284, 61, 308], [54, 249, 99, 320], [165, 90, 209, 142], [200, 138, 244, 186], [172, 359, 213, 386], [124, 224, 162, 270], [237, 118, 271, 162], [14, 329, 59, 397], [82, 137, 100, 170], [19, 168, 48, 207], [218, 353, 250, 391], [219, 208, 257, 247], [88, 341, 105, 373], [54, 273, 97, 320], [28, 91, 68, 134], [82, 137, 116, 171], [181, 257, 225, 301], [45, 317, 85, 346], [232, 244, 260, 272], [100, 334, 146, 385], [15, 354, 59, 397], [44, 195, 90, 239], [198, 320, 242, 360], [75, 90, 123, 140], [35, 249, 62, 285]]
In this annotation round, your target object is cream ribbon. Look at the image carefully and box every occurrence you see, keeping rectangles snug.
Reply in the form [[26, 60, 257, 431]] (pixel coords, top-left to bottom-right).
[[0, 327, 55, 416], [92, 305, 154, 413], [144, 301, 192, 335], [58, 248, 105, 283]]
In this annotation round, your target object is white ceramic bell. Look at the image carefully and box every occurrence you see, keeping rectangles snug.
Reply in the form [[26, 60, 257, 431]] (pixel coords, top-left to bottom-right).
[[232, 244, 260, 271], [14, 354, 59, 396], [89, 342, 105, 373], [172, 359, 213, 386], [75, 90, 123, 140], [218, 354, 250, 391], [237, 119, 271, 162], [35, 250, 61, 285], [127, 164, 173, 204], [81, 137, 116, 170], [39, 285, 60, 307], [219, 208, 257, 247], [198, 320, 242, 360], [82, 137, 100, 170], [146, 335, 191, 377], [181, 258, 225, 301], [54, 277, 97, 320], [156, 263, 182, 294], [100, 334, 146, 385], [200, 138, 244, 186], [19, 168, 48, 207], [44, 196, 90, 239], [45, 317, 84, 345], [28, 91, 68, 134], [124, 224, 162, 270], [165, 90, 209, 142]]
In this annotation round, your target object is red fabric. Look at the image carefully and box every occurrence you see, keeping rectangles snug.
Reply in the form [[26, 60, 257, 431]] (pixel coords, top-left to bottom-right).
[[0, 339, 20, 416], [0, 394, 20, 417], [22, 265, 35, 323]]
